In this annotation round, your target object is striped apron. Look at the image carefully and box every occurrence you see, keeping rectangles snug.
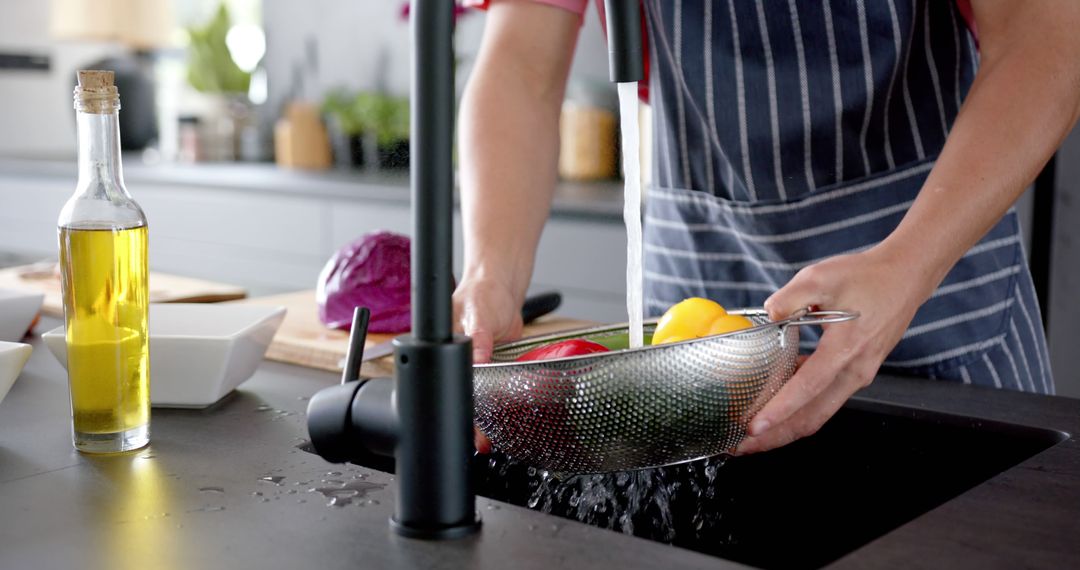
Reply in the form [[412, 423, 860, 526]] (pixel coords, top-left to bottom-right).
[[641, 0, 1054, 393]]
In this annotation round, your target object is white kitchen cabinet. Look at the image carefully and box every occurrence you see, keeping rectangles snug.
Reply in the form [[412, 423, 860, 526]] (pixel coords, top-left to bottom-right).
[[0, 159, 629, 323]]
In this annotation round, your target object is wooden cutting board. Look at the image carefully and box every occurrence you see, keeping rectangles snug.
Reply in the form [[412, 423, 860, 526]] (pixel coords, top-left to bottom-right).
[[0, 263, 247, 317], [233, 290, 593, 376]]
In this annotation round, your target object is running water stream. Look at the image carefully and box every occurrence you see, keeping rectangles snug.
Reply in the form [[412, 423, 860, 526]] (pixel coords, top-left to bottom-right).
[[618, 82, 644, 348]]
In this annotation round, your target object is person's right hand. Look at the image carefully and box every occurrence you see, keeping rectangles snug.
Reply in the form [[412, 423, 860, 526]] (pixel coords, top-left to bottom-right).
[[453, 277, 524, 364], [453, 277, 523, 454]]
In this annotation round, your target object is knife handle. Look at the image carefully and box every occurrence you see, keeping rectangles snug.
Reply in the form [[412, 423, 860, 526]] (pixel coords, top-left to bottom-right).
[[521, 291, 561, 324]]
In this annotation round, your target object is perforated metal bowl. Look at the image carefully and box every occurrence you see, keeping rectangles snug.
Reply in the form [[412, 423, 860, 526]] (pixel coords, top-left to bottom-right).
[[473, 308, 857, 474]]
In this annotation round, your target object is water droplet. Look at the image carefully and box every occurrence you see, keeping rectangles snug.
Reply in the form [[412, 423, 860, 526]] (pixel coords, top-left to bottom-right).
[[296, 499, 307, 504], [187, 505, 226, 513], [287, 489, 298, 495], [199, 486, 225, 494], [251, 491, 263, 497], [310, 480, 386, 507], [527, 524, 537, 531], [139, 453, 156, 459], [324, 479, 345, 485], [326, 471, 342, 477], [255, 404, 273, 412], [297, 396, 310, 401], [485, 504, 501, 511], [259, 475, 286, 485]]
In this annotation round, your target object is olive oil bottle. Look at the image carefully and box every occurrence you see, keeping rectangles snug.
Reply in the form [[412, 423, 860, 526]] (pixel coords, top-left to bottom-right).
[[58, 70, 150, 453]]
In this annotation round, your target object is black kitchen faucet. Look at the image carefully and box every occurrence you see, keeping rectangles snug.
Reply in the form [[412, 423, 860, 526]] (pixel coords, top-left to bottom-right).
[[305, 0, 644, 541]]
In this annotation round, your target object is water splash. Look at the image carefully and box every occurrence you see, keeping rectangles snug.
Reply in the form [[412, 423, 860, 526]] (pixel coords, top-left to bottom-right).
[[485, 454, 733, 544]]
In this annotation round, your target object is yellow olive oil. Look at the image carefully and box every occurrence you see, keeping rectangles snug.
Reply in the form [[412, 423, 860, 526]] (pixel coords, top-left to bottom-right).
[[59, 225, 150, 447]]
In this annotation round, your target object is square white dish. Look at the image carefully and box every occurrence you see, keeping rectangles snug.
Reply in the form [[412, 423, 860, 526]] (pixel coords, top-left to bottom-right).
[[43, 303, 286, 408], [0, 288, 45, 342], [0, 342, 33, 407]]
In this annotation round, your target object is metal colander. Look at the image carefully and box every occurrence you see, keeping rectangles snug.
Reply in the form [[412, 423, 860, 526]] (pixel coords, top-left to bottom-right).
[[473, 308, 858, 474]]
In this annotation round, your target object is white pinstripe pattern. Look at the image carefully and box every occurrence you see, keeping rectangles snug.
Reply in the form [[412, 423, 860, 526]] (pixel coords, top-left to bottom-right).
[[703, 0, 715, 194], [900, 0, 926, 160], [648, 6, 672, 188], [930, 264, 1021, 298], [949, 2, 963, 114], [901, 298, 1014, 339], [923, 2, 950, 135], [886, 334, 1003, 368], [727, 0, 756, 200], [673, 0, 692, 188], [999, 337, 1026, 393], [1009, 319, 1037, 395], [644, 241, 869, 271], [1014, 283, 1049, 393], [982, 353, 1003, 389], [754, 0, 787, 200], [959, 364, 972, 385], [647, 160, 934, 215], [856, 0, 875, 176], [787, 0, 814, 191], [644, 270, 777, 292], [822, 0, 844, 183], [645, 200, 912, 243], [881, 0, 903, 169], [644, 233, 1017, 273], [649, 0, 741, 197]]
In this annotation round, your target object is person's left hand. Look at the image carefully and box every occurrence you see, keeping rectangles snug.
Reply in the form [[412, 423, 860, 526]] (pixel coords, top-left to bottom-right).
[[734, 245, 933, 455]]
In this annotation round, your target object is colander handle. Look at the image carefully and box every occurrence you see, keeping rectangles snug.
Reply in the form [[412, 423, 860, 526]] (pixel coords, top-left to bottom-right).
[[778, 308, 860, 328]]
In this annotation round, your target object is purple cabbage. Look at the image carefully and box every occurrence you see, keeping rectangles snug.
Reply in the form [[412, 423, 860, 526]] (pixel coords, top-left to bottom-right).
[[317, 231, 411, 333]]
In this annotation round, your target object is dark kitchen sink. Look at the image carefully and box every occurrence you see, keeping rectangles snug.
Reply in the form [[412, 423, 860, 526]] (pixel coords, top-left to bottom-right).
[[306, 398, 1068, 569]]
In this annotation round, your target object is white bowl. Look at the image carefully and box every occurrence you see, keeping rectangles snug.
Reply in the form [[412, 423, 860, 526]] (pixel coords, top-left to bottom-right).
[[0, 342, 33, 406], [0, 288, 45, 342], [43, 303, 286, 408]]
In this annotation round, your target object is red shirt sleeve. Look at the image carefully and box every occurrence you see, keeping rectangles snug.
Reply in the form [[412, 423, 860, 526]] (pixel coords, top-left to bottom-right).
[[462, 0, 587, 15]]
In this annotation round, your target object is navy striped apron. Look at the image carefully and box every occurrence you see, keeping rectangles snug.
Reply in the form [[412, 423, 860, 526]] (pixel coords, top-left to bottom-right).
[[641, 0, 1054, 393]]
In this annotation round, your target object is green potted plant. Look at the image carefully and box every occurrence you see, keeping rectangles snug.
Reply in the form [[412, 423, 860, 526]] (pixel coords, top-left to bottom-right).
[[322, 89, 370, 168], [321, 91, 410, 170], [186, 3, 254, 161], [370, 95, 410, 170]]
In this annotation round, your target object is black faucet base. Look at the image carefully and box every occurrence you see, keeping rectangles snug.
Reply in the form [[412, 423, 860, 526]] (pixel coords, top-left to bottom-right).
[[390, 513, 481, 540], [392, 335, 479, 537]]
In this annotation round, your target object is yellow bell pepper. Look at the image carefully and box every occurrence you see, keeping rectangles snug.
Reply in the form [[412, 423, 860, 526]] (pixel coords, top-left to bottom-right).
[[652, 297, 753, 345]]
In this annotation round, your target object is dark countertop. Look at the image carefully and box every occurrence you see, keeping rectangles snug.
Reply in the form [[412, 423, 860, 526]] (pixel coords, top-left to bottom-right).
[[1, 318, 1078, 569], [0, 156, 625, 221]]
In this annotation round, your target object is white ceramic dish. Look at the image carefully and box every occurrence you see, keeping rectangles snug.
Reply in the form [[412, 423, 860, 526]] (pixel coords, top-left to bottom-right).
[[0, 288, 45, 342], [0, 341, 32, 407], [43, 303, 286, 408]]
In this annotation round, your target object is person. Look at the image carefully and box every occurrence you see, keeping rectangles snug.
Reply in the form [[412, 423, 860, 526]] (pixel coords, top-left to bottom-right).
[[453, 0, 1080, 454]]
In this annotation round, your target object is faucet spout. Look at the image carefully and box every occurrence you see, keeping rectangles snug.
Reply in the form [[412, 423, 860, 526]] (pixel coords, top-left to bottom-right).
[[603, 0, 645, 83]]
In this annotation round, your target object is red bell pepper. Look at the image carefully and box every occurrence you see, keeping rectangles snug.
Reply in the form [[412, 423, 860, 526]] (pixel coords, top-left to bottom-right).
[[515, 339, 610, 362]]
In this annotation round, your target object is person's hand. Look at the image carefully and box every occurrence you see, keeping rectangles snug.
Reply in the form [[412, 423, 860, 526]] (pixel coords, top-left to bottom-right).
[[734, 246, 933, 455], [453, 276, 524, 453], [453, 277, 524, 363]]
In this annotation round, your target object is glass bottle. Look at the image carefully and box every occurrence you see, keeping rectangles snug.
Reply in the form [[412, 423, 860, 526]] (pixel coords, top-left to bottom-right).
[[58, 70, 150, 453]]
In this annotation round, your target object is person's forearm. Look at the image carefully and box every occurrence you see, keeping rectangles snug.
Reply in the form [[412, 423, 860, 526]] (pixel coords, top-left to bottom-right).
[[879, 1, 1080, 299], [458, 1, 579, 304]]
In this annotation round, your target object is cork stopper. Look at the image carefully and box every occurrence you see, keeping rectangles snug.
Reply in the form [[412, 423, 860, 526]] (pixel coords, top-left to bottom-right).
[[74, 70, 120, 114]]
